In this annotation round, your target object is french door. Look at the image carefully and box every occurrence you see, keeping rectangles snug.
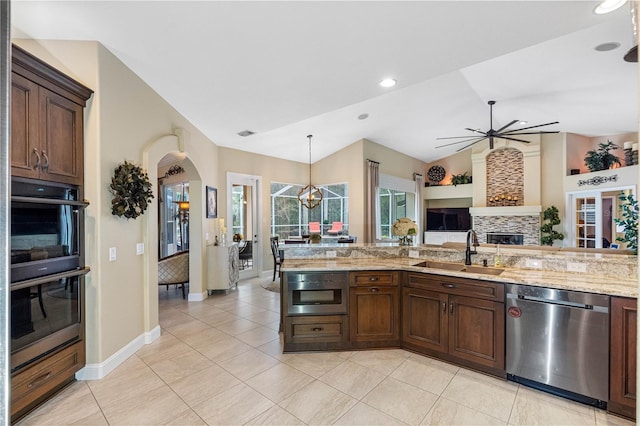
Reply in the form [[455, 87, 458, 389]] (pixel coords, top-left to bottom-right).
[[227, 172, 261, 279]]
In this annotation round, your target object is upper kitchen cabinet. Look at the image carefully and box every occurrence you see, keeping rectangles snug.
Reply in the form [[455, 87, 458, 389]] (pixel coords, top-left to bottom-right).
[[11, 45, 93, 186]]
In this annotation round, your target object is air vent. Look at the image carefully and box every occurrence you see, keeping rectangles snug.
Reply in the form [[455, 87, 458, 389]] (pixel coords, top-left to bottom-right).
[[237, 130, 255, 137]]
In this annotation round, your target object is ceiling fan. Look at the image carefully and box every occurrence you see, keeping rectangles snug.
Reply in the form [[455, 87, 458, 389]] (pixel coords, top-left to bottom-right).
[[435, 100, 559, 152]]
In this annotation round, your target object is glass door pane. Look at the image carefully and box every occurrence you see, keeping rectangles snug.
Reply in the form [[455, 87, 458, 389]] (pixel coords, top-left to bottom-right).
[[575, 196, 597, 248], [160, 182, 189, 257]]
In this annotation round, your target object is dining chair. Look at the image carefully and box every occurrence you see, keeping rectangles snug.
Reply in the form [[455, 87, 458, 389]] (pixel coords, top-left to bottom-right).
[[158, 250, 189, 299], [327, 221, 343, 235], [270, 236, 282, 281]]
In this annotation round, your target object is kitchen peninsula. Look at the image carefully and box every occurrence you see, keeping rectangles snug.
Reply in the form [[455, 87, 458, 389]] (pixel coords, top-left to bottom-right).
[[279, 242, 637, 418]]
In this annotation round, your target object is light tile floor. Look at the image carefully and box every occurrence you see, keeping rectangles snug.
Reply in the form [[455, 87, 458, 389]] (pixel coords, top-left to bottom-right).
[[17, 277, 635, 426]]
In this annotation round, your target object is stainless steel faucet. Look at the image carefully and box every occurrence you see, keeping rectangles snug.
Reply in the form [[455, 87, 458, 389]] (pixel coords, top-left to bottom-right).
[[465, 229, 479, 265]]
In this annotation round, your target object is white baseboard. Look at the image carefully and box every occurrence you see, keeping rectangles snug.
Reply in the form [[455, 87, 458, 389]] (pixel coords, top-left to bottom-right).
[[75, 325, 161, 380], [188, 291, 207, 302]]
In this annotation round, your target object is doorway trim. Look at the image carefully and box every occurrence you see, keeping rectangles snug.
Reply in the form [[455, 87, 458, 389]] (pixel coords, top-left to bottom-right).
[[227, 172, 262, 279]]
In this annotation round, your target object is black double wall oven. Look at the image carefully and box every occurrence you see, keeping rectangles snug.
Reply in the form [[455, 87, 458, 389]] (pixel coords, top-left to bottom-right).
[[10, 177, 89, 371]]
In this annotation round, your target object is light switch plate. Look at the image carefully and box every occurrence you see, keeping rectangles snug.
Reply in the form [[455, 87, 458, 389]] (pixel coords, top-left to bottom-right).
[[136, 243, 144, 255], [326, 250, 337, 258], [109, 247, 117, 262], [525, 258, 541, 268], [409, 250, 420, 258]]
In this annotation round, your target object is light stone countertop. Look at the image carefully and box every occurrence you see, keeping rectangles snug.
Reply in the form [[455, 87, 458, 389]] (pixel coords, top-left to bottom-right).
[[281, 257, 638, 298]]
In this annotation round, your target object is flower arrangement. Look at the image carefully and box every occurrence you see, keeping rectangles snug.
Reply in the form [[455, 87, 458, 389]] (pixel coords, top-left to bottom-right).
[[391, 217, 418, 245], [233, 233, 244, 242]]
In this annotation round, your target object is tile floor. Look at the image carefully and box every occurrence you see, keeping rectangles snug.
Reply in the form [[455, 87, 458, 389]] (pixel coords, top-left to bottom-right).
[[17, 277, 635, 425]]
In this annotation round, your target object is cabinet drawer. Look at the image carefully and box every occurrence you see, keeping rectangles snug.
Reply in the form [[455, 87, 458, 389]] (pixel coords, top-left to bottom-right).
[[11, 341, 85, 420], [407, 273, 504, 302], [351, 271, 397, 287], [286, 315, 347, 344]]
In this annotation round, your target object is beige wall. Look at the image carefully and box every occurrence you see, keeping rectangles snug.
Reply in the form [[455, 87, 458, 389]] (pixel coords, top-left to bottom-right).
[[424, 150, 472, 186], [14, 39, 221, 366], [540, 133, 566, 239], [566, 132, 637, 174]]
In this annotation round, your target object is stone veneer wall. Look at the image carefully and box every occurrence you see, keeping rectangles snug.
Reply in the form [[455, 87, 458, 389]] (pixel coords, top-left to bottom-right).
[[486, 148, 524, 206], [473, 215, 540, 245]]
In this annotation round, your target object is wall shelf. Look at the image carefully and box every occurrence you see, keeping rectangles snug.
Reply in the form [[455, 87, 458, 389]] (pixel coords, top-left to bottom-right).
[[423, 183, 473, 200]]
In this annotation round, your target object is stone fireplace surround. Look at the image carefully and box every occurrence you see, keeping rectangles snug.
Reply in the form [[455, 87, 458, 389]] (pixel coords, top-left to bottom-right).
[[470, 138, 542, 245]]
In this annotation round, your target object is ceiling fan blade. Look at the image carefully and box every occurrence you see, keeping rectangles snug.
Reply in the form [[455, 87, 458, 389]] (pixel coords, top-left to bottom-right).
[[456, 138, 486, 152], [502, 121, 559, 133], [504, 130, 560, 136], [436, 134, 487, 140], [499, 135, 532, 144], [464, 128, 487, 135], [495, 119, 519, 134], [436, 137, 486, 149]]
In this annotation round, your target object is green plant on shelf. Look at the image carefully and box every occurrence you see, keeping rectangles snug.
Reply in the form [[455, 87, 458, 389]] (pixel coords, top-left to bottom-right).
[[583, 140, 621, 172], [450, 171, 472, 186]]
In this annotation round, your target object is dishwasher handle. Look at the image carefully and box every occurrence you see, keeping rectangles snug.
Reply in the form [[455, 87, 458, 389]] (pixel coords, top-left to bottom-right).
[[507, 292, 608, 313]]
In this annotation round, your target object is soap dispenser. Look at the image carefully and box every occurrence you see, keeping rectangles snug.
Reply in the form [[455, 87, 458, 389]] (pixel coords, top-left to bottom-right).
[[494, 244, 503, 267]]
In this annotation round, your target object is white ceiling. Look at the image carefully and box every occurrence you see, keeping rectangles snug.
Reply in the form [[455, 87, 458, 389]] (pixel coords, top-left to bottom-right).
[[10, 1, 639, 164]]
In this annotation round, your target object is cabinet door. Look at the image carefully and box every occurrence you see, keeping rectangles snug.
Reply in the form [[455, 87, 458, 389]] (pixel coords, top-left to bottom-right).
[[448, 295, 504, 370], [39, 86, 84, 185], [610, 297, 636, 419], [11, 72, 40, 179], [350, 286, 400, 343], [402, 287, 448, 354]]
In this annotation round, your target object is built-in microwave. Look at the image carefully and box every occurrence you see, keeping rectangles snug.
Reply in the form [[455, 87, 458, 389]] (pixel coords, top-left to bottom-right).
[[286, 272, 349, 315], [11, 177, 88, 283]]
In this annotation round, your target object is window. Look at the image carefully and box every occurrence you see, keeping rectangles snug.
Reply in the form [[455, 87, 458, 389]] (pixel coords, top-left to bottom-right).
[[377, 174, 417, 240], [271, 182, 348, 238]]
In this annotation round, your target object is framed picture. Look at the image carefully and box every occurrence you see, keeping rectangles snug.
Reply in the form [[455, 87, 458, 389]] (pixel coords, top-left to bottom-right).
[[610, 243, 620, 249], [206, 186, 217, 218]]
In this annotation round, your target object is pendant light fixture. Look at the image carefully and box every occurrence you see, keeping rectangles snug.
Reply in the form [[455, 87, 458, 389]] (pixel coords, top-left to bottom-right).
[[298, 135, 323, 209]]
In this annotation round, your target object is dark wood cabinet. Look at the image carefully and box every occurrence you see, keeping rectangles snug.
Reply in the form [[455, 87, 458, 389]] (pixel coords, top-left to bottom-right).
[[11, 341, 85, 421], [10, 45, 92, 423], [403, 273, 505, 375], [349, 271, 400, 347], [609, 296, 636, 420], [11, 45, 92, 185]]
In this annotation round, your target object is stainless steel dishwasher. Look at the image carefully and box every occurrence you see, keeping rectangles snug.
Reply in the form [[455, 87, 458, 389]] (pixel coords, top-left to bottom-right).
[[506, 284, 609, 409]]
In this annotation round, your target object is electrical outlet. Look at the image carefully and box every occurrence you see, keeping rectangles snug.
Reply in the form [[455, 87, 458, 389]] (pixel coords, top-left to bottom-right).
[[567, 262, 587, 273], [109, 247, 117, 262], [136, 243, 144, 255], [409, 250, 420, 258], [326, 250, 337, 258], [525, 258, 542, 268]]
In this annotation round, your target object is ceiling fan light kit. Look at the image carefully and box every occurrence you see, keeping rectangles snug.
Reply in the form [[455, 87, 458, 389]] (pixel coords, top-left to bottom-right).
[[436, 100, 559, 152]]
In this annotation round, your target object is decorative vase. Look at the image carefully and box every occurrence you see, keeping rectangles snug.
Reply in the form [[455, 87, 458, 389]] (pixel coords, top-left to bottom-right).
[[398, 236, 413, 246]]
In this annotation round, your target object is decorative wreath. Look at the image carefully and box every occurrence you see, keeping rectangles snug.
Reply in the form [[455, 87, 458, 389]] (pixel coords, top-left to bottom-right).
[[427, 165, 446, 183], [109, 160, 154, 219]]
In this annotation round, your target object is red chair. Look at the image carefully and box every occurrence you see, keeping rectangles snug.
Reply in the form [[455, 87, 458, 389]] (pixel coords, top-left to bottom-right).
[[309, 222, 321, 233], [327, 222, 343, 235]]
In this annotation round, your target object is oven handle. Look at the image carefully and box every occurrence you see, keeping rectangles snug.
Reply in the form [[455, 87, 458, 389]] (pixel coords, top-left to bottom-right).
[[11, 195, 90, 207], [10, 267, 90, 291]]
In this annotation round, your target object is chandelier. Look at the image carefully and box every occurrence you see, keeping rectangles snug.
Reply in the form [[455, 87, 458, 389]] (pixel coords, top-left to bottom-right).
[[298, 135, 323, 209]]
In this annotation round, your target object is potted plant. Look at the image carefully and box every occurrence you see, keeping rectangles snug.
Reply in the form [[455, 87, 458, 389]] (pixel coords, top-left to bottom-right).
[[584, 140, 621, 172], [450, 171, 472, 186], [309, 233, 322, 244], [614, 192, 638, 253], [540, 206, 564, 246]]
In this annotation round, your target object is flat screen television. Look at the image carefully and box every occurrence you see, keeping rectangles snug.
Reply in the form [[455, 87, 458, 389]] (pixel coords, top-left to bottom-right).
[[426, 208, 471, 231]]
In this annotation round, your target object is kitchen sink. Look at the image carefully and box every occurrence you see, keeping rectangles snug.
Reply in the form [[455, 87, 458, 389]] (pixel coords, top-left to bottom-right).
[[412, 261, 505, 275], [412, 261, 465, 271], [462, 265, 505, 276]]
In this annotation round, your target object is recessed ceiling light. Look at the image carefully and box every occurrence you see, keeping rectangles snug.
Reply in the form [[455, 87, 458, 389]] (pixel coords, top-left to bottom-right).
[[379, 78, 397, 88], [594, 0, 627, 14], [519, 121, 528, 125], [594, 42, 621, 51], [358, 113, 369, 120]]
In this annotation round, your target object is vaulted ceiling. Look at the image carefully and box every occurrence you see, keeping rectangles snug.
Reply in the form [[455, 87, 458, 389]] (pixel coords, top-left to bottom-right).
[[11, 1, 639, 164]]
